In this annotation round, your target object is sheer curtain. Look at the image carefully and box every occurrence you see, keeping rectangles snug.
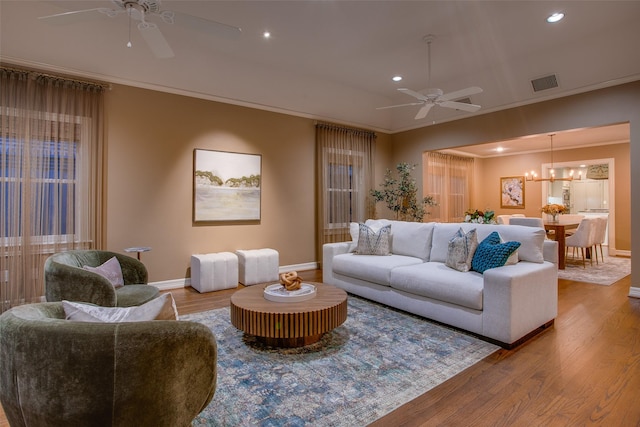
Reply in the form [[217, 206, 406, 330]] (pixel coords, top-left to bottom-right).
[[0, 66, 105, 311], [423, 151, 474, 223], [316, 123, 376, 256]]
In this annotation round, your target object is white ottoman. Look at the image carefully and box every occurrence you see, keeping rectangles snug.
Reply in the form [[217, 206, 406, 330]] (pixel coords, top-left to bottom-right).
[[236, 248, 279, 286], [190, 252, 238, 293]]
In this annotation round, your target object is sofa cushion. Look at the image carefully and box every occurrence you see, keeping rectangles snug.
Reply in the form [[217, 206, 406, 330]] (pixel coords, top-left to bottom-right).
[[431, 223, 544, 263], [445, 227, 478, 272], [389, 221, 434, 261], [333, 253, 423, 287], [390, 262, 484, 310], [83, 256, 124, 289], [355, 223, 391, 255], [471, 232, 521, 273], [62, 293, 178, 322]]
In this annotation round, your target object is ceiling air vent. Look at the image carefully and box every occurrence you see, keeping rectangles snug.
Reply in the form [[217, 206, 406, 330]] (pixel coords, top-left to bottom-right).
[[531, 74, 559, 92]]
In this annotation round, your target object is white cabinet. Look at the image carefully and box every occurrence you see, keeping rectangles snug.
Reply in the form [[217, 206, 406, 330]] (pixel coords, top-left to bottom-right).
[[570, 180, 609, 212]]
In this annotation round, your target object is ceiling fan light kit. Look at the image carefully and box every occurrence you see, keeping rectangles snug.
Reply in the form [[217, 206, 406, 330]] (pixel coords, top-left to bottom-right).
[[38, 0, 242, 59], [377, 34, 483, 119]]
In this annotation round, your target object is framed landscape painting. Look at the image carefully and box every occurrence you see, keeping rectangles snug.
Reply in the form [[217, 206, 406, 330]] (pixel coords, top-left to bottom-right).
[[193, 149, 262, 222], [500, 176, 525, 209]]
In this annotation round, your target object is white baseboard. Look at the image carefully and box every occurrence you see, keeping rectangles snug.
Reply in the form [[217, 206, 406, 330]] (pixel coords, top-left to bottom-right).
[[629, 287, 640, 299], [150, 262, 319, 291]]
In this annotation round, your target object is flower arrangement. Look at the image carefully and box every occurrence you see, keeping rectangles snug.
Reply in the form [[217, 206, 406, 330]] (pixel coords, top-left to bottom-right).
[[464, 209, 496, 224], [541, 203, 567, 216]]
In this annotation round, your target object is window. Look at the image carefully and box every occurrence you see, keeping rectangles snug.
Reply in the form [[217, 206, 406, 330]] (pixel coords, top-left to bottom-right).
[[424, 152, 474, 222], [326, 152, 364, 229], [1, 138, 78, 240], [316, 123, 375, 246]]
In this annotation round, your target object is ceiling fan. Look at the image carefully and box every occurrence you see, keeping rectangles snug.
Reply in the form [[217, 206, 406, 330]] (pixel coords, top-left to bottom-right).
[[38, 0, 242, 59], [377, 35, 483, 119]]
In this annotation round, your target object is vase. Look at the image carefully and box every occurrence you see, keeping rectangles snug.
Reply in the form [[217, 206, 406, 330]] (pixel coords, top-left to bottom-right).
[[551, 213, 559, 222]]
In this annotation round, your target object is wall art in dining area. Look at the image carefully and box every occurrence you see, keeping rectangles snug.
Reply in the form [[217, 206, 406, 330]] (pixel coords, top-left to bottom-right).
[[500, 176, 525, 209], [193, 149, 261, 222]]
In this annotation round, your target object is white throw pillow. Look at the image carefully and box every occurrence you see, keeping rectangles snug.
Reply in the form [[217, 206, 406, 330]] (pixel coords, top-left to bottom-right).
[[500, 233, 519, 265], [62, 293, 178, 323], [348, 222, 360, 252], [83, 256, 124, 289]]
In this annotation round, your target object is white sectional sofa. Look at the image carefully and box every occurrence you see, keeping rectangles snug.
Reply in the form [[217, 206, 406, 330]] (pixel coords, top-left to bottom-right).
[[323, 220, 559, 348]]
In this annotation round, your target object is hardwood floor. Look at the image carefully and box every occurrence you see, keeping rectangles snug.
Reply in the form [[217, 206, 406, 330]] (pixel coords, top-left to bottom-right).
[[2, 269, 638, 426]]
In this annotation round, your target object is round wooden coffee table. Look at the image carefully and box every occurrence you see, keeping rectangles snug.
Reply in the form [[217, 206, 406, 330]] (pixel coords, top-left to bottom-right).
[[230, 282, 348, 348]]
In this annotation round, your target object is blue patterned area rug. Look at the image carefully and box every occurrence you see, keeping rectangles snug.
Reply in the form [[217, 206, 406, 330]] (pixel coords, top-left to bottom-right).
[[183, 296, 498, 426]]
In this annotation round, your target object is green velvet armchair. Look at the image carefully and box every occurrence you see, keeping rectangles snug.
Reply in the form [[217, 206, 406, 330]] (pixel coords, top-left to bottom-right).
[[45, 250, 159, 307], [0, 302, 217, 427]]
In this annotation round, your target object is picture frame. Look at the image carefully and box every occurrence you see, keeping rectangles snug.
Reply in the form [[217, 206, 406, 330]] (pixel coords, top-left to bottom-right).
[[193, 149, 262, 222], [500, 176, 525, 209]]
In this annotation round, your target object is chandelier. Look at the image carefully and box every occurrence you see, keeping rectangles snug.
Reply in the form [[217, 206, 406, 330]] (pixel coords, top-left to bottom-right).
[[525, 133, 582, 182]]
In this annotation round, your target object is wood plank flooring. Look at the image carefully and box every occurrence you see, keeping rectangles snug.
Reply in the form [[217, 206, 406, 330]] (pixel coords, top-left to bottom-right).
[[2, 269, 638, 426]]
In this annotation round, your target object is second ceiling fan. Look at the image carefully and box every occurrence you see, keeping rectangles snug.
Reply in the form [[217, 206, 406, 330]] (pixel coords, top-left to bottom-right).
[[378, 35, 483, 120]]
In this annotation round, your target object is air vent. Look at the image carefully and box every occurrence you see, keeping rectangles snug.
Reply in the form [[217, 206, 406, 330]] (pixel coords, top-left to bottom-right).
[[531, 74, 559, 92]]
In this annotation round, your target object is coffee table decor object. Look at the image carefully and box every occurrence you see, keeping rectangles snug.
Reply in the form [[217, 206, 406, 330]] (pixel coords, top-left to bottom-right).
[[263, 283, 317, 303], [279, 271, 303, 291]]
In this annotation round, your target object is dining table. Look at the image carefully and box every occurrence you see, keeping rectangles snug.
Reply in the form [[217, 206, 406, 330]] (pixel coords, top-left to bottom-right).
[[543, 219, 581, 269]]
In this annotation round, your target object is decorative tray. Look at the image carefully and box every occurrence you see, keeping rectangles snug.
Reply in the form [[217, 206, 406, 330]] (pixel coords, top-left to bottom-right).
[[263, 283, 317, 303]]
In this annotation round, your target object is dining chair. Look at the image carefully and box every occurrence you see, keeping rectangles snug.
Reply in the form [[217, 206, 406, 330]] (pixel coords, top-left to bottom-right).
[[560, 214, 586, 236], [509, 217, 544, 228], [592, 217, 608, 263], [496, 214, 525, 225], [565, 217, 598, 268]]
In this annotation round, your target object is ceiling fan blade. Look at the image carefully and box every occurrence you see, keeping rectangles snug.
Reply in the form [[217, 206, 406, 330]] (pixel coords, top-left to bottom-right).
[[415, 104, 434, 120], [398, 88, 429, 101], [38, 8, 113, 25], [439, 86, 483, 101], [376, 102, 424, 110], [170, 11, 242, 40], [439, 100, 482, 112], [138, 22, 174, 58]]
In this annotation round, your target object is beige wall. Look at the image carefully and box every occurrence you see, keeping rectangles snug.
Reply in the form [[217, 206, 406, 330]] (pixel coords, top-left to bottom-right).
[[104, 84, 392, 282], [104, 80, 639, 291], [390, 80, 640, 291], [475, 143, 630, 251]]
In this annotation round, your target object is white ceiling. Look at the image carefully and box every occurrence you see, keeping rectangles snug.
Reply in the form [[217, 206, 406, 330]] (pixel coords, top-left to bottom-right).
[[1, 0, 640, 135]]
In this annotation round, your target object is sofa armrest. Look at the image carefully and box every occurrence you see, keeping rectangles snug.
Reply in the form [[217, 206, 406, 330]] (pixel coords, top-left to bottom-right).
[[543, 240, 558, 264], [482, 261, 558, 345], [322, 242, 352, 284]]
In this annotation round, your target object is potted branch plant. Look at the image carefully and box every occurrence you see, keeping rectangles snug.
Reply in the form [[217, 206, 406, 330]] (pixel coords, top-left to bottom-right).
[[370, 162, 437, 222]]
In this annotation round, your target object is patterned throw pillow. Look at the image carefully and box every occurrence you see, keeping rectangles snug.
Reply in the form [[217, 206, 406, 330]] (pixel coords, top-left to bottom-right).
[[355, 223, 391, 256], [83, 256, 124, 288], [471, 231, 521, 273], [445, 228, 478, 272]]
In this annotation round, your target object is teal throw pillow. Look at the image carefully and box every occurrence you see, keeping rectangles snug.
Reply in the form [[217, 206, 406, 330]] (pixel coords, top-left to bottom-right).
[[471, 231, 521, 273]]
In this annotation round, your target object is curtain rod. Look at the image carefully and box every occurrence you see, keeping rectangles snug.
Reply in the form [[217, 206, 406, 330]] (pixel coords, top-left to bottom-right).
[[0, 64, 111, 91], [315, 121, 377, 138]]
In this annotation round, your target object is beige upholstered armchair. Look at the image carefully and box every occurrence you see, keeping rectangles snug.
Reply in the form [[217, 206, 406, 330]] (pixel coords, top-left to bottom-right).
[[45, 250, 159, 307], [0, 302, 217, 427]]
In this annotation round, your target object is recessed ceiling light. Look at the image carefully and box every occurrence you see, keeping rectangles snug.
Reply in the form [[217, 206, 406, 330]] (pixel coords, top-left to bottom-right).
[[263, 31, 271, 39], [547, 12, 564, 23], [392, 76, 403, 82], [496, 147, 504, 153]]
